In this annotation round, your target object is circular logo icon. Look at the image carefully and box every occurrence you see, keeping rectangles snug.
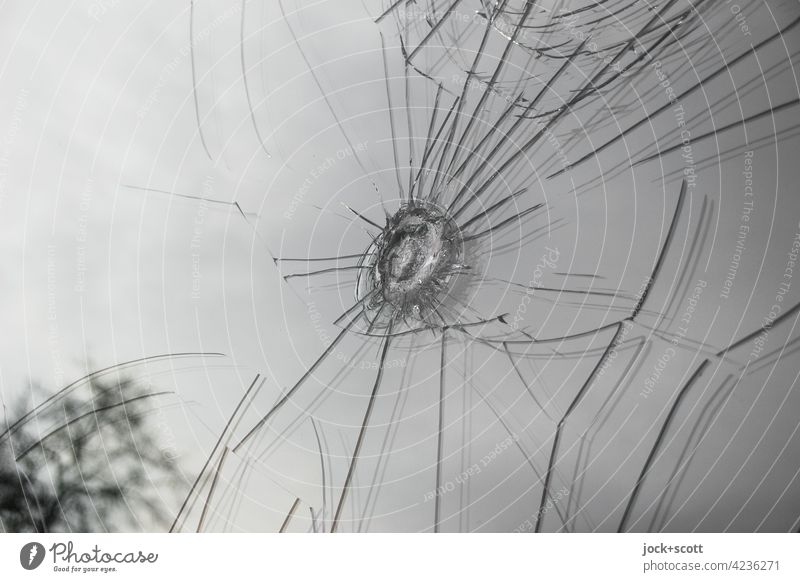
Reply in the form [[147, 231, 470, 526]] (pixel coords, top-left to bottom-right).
[[20, 542, 46, 570]]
